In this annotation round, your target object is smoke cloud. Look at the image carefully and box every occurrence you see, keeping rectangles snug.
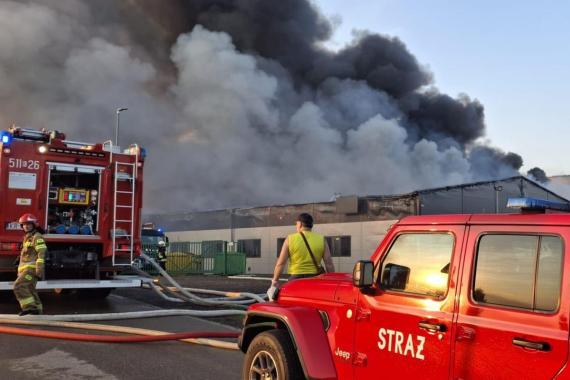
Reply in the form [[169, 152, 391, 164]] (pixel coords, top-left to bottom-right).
[[0, 0, 537, 212], [527, 167, 548, 183]]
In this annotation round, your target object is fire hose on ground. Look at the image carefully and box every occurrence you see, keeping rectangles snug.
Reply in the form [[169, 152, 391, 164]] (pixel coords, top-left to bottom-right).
[[0, 253, 268, 347], [136, 253, 267, 307], [0, 309, 245, 322], [0, 308, 244, 348], [0, 317, 239, 349]]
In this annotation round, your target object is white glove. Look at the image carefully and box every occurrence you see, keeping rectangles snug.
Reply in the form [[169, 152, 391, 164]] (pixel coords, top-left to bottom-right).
[[266, 286, 279, 302]]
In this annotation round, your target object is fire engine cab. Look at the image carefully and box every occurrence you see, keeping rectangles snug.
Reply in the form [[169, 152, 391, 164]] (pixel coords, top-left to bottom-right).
[[239, 198, 570, 380], [0, 126, 145, 296]]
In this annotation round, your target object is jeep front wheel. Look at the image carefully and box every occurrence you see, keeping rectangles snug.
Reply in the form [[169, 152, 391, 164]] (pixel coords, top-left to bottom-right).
[[242, 329, 303, 380]]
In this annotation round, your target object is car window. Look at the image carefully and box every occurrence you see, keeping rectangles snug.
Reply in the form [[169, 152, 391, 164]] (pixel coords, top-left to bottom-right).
[[536, 236, 563, 311], [380, 233, 454, 298], [473, 234, 563, 312]]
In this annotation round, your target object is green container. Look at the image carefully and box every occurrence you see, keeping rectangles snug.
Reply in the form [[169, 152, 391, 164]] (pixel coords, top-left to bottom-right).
[[135, 241, 245, 275], [166, 251, 203, 274], [213, 252, 246, 275]]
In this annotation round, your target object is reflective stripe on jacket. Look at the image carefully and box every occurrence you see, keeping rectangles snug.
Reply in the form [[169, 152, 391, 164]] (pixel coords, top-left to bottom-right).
[[157, 247, 167, 261], [18, 231, 46, 274]]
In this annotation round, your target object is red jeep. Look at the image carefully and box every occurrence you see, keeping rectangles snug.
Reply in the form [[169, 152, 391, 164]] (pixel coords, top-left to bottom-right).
[[239, 198, 570, 379]]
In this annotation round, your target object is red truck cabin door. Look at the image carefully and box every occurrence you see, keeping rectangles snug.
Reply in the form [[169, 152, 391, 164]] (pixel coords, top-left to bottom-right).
[[453, 225, 569, 379], [353, 225, 465, 379]]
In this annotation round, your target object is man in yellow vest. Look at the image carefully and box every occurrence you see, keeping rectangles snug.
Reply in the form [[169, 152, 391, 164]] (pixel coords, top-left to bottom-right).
[[14, 213, 46, 316], [269, 213, 335, 298]]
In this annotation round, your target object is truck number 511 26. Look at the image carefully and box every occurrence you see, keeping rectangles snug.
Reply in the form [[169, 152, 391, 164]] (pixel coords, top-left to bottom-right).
[[9, 158, 40, 170]]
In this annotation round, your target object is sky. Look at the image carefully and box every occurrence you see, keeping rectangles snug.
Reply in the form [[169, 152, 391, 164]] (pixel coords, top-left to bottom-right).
[[3, 1, 569, 211], [313, 0, 570, 176]]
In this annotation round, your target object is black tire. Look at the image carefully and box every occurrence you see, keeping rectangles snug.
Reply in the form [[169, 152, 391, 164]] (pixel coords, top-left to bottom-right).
[[242, 329, 304, 380], [77, 288, 113, 299]]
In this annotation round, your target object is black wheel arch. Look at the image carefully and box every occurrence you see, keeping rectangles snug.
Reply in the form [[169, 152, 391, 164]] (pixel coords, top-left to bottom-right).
[[239, 305, 338, 380], [242, 328, 304, 380], [239, 317, 284, 353]]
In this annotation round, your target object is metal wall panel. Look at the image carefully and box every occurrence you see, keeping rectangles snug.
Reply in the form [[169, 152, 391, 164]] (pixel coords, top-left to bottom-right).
[[145, 176, 568, 231]]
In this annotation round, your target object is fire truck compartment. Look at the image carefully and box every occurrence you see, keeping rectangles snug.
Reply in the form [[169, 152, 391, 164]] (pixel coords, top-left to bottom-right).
[[46, 163, 102, 236], [44, 241, 101, 279]]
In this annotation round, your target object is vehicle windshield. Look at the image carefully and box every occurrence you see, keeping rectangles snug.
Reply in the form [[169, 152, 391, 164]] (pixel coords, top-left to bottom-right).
[[141, 228, 167, 246], [141, 235, 164, 245]]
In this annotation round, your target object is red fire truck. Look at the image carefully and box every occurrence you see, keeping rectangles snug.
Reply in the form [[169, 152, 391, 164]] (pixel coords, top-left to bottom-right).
[[0, 126, 145, 297]]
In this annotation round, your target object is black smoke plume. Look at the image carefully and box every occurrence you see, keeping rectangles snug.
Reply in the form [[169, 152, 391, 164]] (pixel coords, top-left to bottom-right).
[[0, 0, 539, 212], [527, 167, 548, 183]]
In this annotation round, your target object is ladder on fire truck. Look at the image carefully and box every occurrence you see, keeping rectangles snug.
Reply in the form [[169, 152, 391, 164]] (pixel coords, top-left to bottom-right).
[[112, 161, 136, 266]]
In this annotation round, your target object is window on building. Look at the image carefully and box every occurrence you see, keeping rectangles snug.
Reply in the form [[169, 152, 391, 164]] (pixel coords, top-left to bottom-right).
[[276, 238, 285, 257], [474, 234, 563, 312], [237, 239, 262, 258], [380, 233, 454, 298], [325, 236, 351, 257], [201, 240, 226, 256]]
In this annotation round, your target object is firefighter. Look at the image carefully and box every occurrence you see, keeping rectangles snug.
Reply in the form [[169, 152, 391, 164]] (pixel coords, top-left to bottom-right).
[[13, 213, 47, 316], [157, 240, 167, 272]]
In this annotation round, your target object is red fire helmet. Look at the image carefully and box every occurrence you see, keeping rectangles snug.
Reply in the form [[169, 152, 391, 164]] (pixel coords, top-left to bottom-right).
[[18, 213, 38, 226]]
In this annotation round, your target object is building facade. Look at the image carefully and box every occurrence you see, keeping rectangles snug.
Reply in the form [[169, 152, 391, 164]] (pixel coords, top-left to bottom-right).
[[146, 176, 567, 274]]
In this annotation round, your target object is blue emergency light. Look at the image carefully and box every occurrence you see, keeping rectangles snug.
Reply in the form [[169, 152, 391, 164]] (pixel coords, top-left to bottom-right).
[[0, 131, 12, 145], [507, 197, 570, 212]]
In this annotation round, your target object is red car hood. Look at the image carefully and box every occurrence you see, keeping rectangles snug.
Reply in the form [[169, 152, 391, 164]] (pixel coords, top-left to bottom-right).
[[278, 272, 353, 302]]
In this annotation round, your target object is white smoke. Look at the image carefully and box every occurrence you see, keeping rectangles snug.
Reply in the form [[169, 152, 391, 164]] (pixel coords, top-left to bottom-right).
[[0, 3, 520, 213], [545, 178, 570, 201]]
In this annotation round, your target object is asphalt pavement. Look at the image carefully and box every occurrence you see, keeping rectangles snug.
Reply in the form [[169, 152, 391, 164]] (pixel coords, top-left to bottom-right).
[[0, 276, 271, 380]]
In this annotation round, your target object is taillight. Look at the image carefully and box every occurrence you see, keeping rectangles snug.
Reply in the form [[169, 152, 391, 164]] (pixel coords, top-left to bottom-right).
[[0, 242, 20, 251]]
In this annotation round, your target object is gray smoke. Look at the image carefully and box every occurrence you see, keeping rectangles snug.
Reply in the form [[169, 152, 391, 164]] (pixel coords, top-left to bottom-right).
[[0, 0, 537, 212], [527, 167, 548, 183]]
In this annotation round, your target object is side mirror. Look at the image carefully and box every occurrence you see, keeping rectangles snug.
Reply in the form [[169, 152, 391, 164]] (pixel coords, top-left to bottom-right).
[[353, 260, 374, 288]]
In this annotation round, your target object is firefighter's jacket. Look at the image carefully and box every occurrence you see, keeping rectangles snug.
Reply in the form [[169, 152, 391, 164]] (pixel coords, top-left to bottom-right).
[[157, 247, 167, 262], [18, 231, 47, 277]]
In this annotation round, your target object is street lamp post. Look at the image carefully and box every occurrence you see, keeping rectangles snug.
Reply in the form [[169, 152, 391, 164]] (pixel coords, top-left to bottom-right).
[[115, 107, 128, 147], [494, 184, 504, 213]]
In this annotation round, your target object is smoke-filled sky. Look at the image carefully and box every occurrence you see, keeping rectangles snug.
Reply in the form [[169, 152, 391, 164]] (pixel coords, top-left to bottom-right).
[[316, 0, 570, 177], [0, 0, 560, 213]]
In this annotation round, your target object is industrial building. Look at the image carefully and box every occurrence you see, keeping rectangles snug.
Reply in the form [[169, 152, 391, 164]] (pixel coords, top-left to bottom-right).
[[146, 176, 567, 274]]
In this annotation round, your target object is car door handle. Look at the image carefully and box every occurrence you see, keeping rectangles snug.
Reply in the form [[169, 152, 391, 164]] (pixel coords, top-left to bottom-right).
[[512, 338, 550, 351], [418, 321, 446, 333]]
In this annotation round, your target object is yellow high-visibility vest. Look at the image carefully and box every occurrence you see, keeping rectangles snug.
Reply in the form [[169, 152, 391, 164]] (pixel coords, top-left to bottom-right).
[[288, 231, 325, 275]]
